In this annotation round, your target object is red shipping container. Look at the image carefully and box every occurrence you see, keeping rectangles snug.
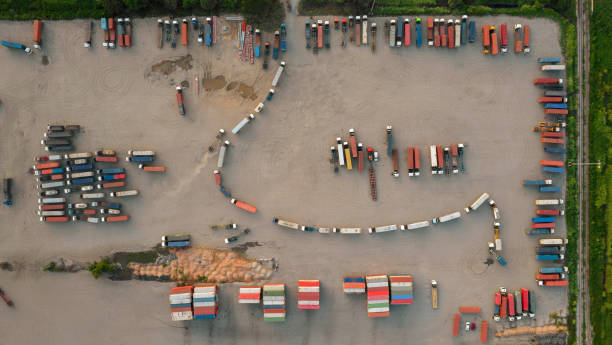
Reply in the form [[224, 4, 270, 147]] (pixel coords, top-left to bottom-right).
[[538, 97, 564, 103], [43, 216, 69, 222], [482, 24, 490, 49], [298, 292, 319, 300], [451, 144, 458, 156], [181, 21, 188, 46], [367, 286, 389, 292], [541, 138, 564, 144], [193, 306, 217, 314], [238, 293, 260, 300], [299, 305, 319, 310], [170, 306, 192, 312], [298, 281, 320, 287], [344, 282, 365, 289], [452, 313, 460, 336], [543, 280, 568, 286], [51, 174, 64, 180], [436, 146, 444, 169], [101, 181, 126, 189], [391, 299, 413, 304], [533, 78, 561, 85], [171, 286, 194, 294], [404, 22, 410, 46], [508, 293, 515, 316], [389, 276, 412, 282], [95, 156, 118, 162], [407, 148, 414, 172], [263, 308, 285, 314], [542, 132, 564, 138], [500, 295, 507, 318], [368, 311, 390, 318], [546, 108, 568, 115], [36, 162, 60, 170], [83, 209, 96, 215], [414, 148, 420, 171], [106, 215, 129, 222], [41, 204, 66, 211], [536, 273, 560, 280], [533, 222, 555, 229], [233, 199, 256, 213], [33, 20, 42, 45], [214, 171, 221, 185], [459, 306, 481, 314], [524, 25, 530, 48], [521, 288, 529, 312], [142, 166, 166, 172], [540, 160, 564, 167], [536, 209, 562, 216]]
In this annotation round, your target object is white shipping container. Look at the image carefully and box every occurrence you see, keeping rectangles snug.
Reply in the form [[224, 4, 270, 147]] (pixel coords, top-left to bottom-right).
[[542, 64, 566, 71], [193, 302, 216, 307], [368, 307, 390, 313], [38, 197, 66, 204], [298, 287, 320, 293], [263, 313, 286, 318], [465, 192, 490, 213], [430, 145, 438, 174], [335, 227, 362, 234], [240, 288, 261, 294], [274, 218, 299, 230], [366, 282, 388, 288], [298, 300, 320, 305], [239, 299, 260, 304], [535, 199, 564, 205], [39, 181, 65, 189], [65, 152, 92, 159], [128, 150, 155, 156], [81, 192, 104, 199], [318, 227, 331, 233], [68, 171, 94, 179], [169, 293, 192, 300], [401, 221, 430, 230], [271, 61, 286, 87], [171, 311, 193, 321]]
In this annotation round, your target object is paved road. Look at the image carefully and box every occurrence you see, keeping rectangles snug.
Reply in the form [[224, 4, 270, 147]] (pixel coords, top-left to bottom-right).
[[575, 0, 592, 344]]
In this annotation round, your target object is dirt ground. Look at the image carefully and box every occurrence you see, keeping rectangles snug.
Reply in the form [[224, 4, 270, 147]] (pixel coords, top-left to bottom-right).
[[0, 11, 566, 345]]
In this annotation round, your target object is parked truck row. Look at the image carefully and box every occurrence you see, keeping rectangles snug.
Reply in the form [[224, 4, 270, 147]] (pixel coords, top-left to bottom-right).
[[99, 18, 132, 49], [493, 287, 535, 322], [430, 144, 466, 175]]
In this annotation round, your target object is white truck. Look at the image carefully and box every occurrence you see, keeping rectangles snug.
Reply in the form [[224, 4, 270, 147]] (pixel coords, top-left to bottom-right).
[[400, 221, 430, 230], [535, 199, 564, 206], [465, 192, 489, 213], [539, 238, 568, 246], [432, 211, 461, 224], [368, 224, 397, 234]]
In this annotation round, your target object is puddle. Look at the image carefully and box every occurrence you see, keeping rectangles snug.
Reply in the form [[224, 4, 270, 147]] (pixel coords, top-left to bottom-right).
[[226, 81, 257, 100], [203, 75, 226, 91], [231, 241, 262, 254], [149, 55, 193, 76], [41, 55, 49, 65]]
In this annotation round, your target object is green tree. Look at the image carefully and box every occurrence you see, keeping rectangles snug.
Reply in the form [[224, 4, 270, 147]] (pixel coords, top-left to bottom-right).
[[100, 0, 125, 14], [240, 0, 284, 30], [123, 0, 149, 11], [164, 0, 178, 10], [200, 0, 218, 10]]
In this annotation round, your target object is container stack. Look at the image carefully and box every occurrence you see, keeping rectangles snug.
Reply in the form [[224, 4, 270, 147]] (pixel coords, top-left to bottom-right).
[[297, 280, 320, 310], [169, 286, 194, 321], [366, 274, 390, 317], [343, 276, 366, 294], [193, 284, 218, 319], [263, 283, 286, 322], [238, 286, 262, 304], [389, 275, 413, 305]]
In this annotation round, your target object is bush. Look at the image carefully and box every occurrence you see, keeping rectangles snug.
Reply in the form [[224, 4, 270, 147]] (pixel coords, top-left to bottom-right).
[[88, 259, 117, 279]]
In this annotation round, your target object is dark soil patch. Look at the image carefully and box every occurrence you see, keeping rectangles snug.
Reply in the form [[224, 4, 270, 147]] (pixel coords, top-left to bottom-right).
[[231, 241, 262, 254], [150, 55, 193, 76]]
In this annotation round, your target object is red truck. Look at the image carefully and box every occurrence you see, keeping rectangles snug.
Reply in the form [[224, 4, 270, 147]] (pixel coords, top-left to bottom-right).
[[358, 143, 364, 172], [404, 19, 410, 46], [440, 20, 447, 47], [176, 86, 185, 116], [108, 18, 116, 48], [500, 24, 508, 53], [500, 295, 507, 319], [0, 288, 14, 307], [453, 313, 460, 336], [33, 20, 42, 49], [481, 321, 488, 343], [536, 209, 563, 216], [533, 222, 555, 229], [508, 293, 516, 320], [407, 148, 414, 176], [436, 146, 443, 174], [536, 273, 562, 280], [124, 18, 132, 47], [434, 19, 440, 47], [317, 21, 323, 49], [349, 129, 357, 158]]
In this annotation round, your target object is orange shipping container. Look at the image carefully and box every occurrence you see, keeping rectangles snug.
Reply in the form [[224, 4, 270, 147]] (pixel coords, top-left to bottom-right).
[[105, 215, 129, 222], [538, 97, 564, 103], [101, 181, 126, 189], [540, 160, 564, 167], [459, 306, 481, 314], [482, 24, 490, 52], [541, 138, 564, 144], [542, 280, 568, 286], [481, 321, 488, 343], [524, 25, 530, 48], [490, 27, 499, 55], [452, 313, 460, 336], [142, 166, 166, 172], [33, 20, 42, 47], [542, 132, 564, 138], [182, 21, 188, 46]]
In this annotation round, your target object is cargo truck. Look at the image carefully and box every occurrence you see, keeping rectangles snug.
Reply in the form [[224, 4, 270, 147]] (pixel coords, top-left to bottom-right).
[[124, 18, 132, 47], [427, 17, 434, 46], [1, 40, 32, 54], [447, 20, 454, 48], [533, 216, 555, 223], [469, 20, 475, 43], [390, 20, 396, 47], [280, 23, 287, 51], [539, 186, 561, 193], [343, 142, 352, 170], [434, 19, 440, 47], [368, 224, 398, 234], [404, 19, 410, 46], [539, 280, 568, 287], [465, 192, 489, 213], [539, 238, 568, 246], [33, 20, 42, 49], [3, 178, 12, 206], [460, 16, 467, 45], [536, 254, 564, 261], [395, 16, 402, 47], [416, 18, 422, 46], [537, 57, 561, 63], [455, 19, 460, 48], [430, 145, 438, 174], [524, 179, 553, 186], [545, 90, 567, 97], [217, 140, 230, 168], [514, 24, 523, 53], [362, 16, 368, 45], [482, 24, 490, 54], [431, 280, 438, 309], [542, 166, 564, 173], [407, 148, 414, 176], [493, 292, 501, 321], [400, 220, 430, 230], [508, 293, 516, 321], [355, 16, 361, 46], [391, 149, 399, 177], [534, 78, 563, 85], [514, 291, 522, 320], [542, 64, 566, 71], [500, 24, 507, 53], [540, 266, 568, 274], [432, 211, 461, 224], [176, 86, 185, 116], [535, 198, 564, 206], [273, 31, 279, 59], [523, 25, 530, 53], [489, 26, 499, 55]]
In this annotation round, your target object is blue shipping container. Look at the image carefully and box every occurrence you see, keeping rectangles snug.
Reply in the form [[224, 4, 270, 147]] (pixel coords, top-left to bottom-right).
[[468, 21, 476, 42], [344, 277, 365, 283], [523, 180, 549, 186], [544, 147, 567, 154], [536, 254, 562, 261], [537, 57, 561, 63], [540, 266, 566, 274], [101, 18, 108, 31], [71, 164, 93, 172], [129, 156, 153, 162], [532, 217, 556, 223], [99, 168, 124, 174], [539, 186, 561, 193], [70, 177, 94, 185], [543, 167, 564, 173], [545, 103, 568, 109]]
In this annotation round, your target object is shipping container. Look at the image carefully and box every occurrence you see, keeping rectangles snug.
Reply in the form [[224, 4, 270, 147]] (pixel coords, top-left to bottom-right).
[[298, 280, 320, 310], [465, 192, 489, 213], [453, 313, 460, 336], [343, 276, 366, 294]]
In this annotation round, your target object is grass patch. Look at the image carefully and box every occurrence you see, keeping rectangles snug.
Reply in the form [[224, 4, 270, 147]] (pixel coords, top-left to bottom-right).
[[588, 2, 612, 345], [88, 259, 117, 279]]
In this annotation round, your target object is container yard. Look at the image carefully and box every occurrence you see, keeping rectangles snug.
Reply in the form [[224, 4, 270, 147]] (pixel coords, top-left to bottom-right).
[[0, 13, 567, 345]]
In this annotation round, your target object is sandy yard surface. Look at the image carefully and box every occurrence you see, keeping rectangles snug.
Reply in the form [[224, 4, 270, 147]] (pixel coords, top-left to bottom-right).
[[0, 10, 566, 345]]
